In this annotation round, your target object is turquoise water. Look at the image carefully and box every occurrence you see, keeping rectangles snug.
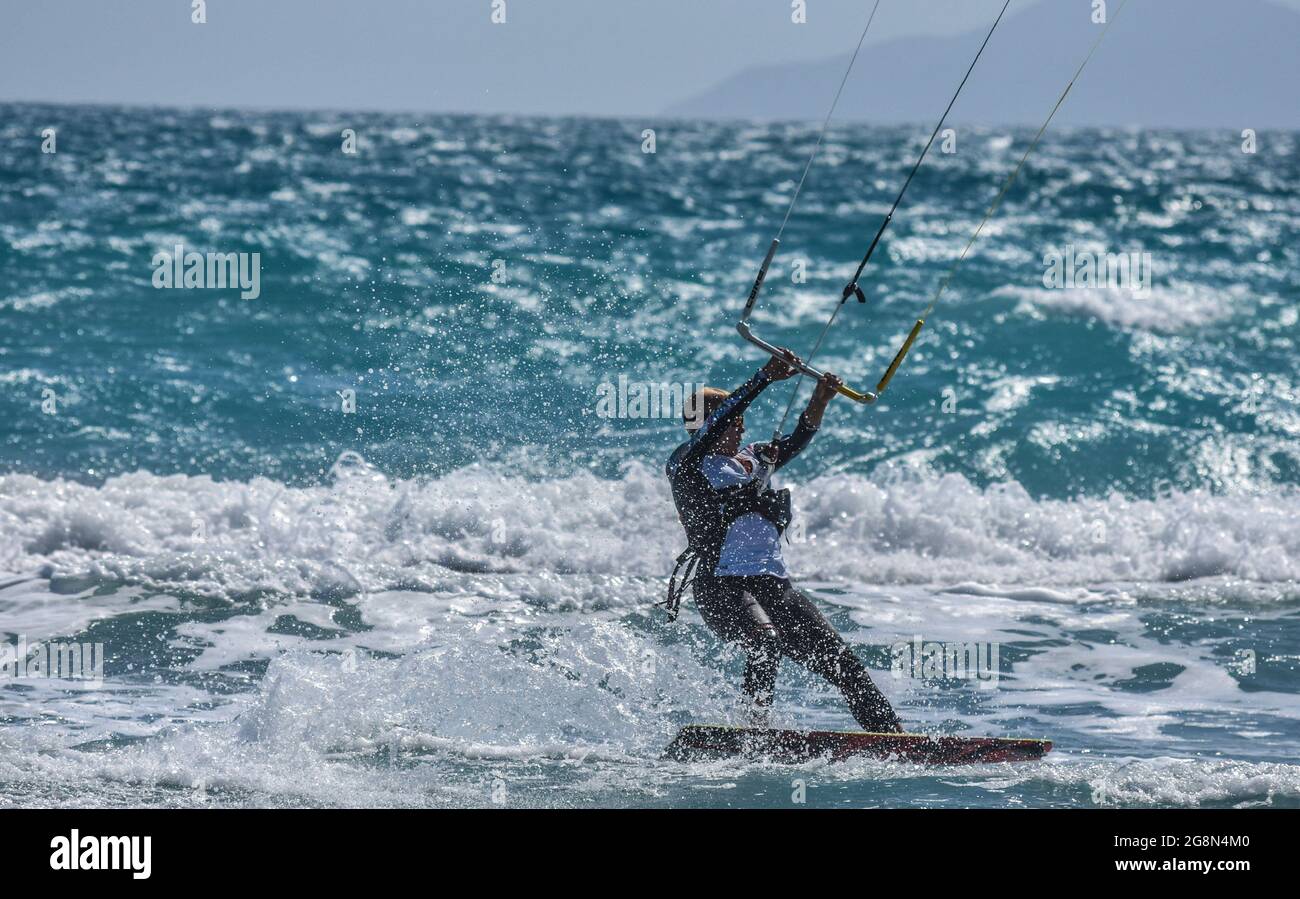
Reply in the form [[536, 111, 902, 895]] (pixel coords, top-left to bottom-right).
[[0, 103, 1298, 807]]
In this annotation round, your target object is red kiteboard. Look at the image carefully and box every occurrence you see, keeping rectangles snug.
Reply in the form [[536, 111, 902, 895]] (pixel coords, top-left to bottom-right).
[[665, 724, 1051, 765]]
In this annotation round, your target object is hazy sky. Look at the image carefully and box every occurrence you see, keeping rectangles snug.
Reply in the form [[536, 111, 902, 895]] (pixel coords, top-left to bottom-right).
[[3, 0, 1299, 117]]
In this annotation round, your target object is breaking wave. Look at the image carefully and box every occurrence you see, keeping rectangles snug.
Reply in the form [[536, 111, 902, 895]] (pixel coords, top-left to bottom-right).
[[3, 456, 1298, 598]]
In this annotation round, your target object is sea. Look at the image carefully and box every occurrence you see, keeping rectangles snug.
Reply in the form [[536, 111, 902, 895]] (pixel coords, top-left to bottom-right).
[[1, 102, 1297, 807]]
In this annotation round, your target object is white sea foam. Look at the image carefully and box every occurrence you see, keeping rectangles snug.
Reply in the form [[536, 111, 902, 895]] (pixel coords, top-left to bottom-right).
[[2, 460, 1298, 599], [3, 462, 1298, 808], [0, 620, 737, 808], [979, 757, 1300, 808], [3, 624, 1296, 808]]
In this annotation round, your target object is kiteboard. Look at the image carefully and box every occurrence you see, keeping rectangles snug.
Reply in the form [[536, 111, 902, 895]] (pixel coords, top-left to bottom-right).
[[665, 724, 1051, 765]]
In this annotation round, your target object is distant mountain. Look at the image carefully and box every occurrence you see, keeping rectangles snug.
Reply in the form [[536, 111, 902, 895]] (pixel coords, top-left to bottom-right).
[[664, 0, 1300, 128]]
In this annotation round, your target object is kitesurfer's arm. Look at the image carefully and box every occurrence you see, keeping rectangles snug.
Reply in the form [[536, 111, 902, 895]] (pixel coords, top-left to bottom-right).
[[802, 372, 842, 429], [757, 372, 842, 470], [681, 350, 799, 464], [759, 413, 817, 470]]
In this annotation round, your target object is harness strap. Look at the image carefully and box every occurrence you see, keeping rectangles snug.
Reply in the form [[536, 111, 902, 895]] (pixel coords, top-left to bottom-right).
[[660, 548, 701, 622]]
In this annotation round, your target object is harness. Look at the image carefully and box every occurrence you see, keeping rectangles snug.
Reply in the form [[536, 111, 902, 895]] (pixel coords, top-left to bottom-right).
[[722, 480, 792, 536], [661, 471, 793, 621]]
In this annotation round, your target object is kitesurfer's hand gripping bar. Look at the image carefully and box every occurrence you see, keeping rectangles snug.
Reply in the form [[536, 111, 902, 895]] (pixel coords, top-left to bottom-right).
[[737, 239, 924, 403]]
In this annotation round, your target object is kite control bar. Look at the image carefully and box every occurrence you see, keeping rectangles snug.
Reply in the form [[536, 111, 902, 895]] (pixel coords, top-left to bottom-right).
[[736, 239, 923, 404], [737, 319, 877, 404]]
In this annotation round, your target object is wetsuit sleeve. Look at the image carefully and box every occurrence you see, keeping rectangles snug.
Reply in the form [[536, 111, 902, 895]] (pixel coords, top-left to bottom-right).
[[764, 411, 819, 470], [678, 369, 773, 468]]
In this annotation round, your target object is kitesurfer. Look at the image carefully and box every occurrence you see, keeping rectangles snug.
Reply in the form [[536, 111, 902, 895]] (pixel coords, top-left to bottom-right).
[[665, 350, 903, 732]]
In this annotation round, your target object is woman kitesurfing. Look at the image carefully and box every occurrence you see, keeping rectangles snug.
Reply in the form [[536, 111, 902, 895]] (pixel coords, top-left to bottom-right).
[[665, 353, 903, 732]]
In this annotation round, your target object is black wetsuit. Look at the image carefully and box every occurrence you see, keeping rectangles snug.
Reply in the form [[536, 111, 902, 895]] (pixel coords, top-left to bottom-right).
[[666, 369, 902, 732]]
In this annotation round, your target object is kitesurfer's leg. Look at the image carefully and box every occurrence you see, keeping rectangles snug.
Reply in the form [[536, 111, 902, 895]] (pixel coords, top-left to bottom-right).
[[754, 578, 903, 733], [693, 574, 780, 726], [741, 643, 778, 727], [822, 643, 903, 733]]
